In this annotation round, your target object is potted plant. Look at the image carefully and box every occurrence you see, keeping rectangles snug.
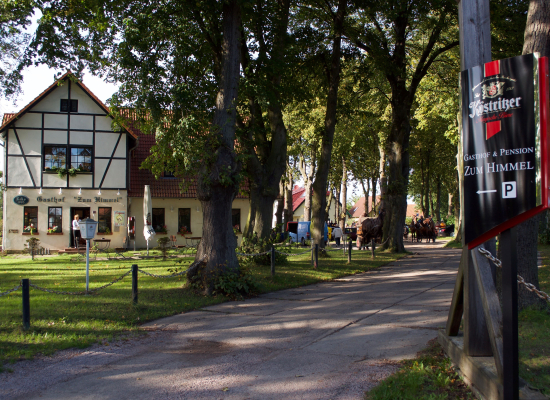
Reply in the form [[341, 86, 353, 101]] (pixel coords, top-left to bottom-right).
[[47, 226, 62, 234], [23, 224, 38, 235], [178, 226, 191, 236], [156, 224, 168, 234]]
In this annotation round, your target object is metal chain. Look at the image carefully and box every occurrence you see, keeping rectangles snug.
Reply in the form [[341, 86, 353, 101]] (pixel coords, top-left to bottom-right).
[[477, 247, 550, 303], [0, 284, 22, 297], [236, 250, 272, 257], [137, 267, 190, 279], [29, 269, 132, 296]]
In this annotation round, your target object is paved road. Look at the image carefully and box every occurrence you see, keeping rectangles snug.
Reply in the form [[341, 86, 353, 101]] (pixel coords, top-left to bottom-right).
[[4, 241, 461, 400]]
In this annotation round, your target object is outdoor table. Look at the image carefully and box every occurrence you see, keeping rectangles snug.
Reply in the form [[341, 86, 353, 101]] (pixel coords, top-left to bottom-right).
[[93, 238, 111, 258], [185, 237, 202, 251]]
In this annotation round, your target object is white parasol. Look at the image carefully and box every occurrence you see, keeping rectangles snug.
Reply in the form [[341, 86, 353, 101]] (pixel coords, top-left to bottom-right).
[[143, 185, 155, 254]]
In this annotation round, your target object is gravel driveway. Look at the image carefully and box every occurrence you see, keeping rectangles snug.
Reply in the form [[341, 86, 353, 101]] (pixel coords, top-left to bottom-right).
[[1, 242, 460, 399]]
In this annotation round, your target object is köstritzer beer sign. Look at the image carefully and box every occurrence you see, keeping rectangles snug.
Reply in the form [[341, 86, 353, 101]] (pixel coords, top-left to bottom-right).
[[461, 54, 550, 247]]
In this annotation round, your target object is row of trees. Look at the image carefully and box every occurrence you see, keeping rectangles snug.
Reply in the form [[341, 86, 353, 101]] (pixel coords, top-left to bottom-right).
[[1, 0, 545, 294]]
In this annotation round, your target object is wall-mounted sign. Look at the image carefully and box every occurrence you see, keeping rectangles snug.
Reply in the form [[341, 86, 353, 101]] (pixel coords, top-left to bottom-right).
[[461, 53, 550, 247], [74, 196, 122, 203], [13, 196, 29, 205], [114, 211, 126, 227], [37, 196, 65, 203]]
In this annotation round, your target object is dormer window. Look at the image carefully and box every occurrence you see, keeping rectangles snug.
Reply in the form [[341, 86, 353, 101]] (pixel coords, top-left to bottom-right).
[[60, 99, 78, 112]]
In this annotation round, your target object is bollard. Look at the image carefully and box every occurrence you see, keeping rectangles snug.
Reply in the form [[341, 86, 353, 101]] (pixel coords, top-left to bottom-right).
[[271, 247, 275, 276], [132, 264, 138, 304], [348, 238, 352, 263], [314, 244, 319, 268], [371, 239, 375, 259], [22, 279, 30, 330]]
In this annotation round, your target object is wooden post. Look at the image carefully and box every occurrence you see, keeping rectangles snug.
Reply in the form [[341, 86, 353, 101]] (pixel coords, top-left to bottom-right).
[[458, 0, 493, 358], [22, 279, 30, 330], [271, 247, 275, 276], [371, 239, 375, 259], [132, 264, 138, 304], [347, 238, 352, 263], [471, 244, 504, 379], [501, 228, 519, 399]]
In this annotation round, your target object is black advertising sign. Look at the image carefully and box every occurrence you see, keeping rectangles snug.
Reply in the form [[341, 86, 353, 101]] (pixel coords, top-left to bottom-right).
[[461, 54, 550, 247], [13, 195, 29, 205]]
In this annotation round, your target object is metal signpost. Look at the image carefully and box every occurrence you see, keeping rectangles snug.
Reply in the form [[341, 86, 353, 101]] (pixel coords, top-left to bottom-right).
[[79, 218, 98, 292], [454, 53, 550, 399]]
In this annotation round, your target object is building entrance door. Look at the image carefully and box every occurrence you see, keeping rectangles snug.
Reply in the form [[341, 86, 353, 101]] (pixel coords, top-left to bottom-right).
[[70, 207, 90, 248]]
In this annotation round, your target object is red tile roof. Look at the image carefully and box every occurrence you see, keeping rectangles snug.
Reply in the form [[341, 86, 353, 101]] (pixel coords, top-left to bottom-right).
[[2, 113, 15, 125], [291, 185, 332, 212], [292, 185, 306, 211], [126, 116, 248, 199]]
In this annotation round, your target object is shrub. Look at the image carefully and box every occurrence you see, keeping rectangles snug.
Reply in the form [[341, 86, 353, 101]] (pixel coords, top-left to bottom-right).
[[237, 233, 288, 267], [156, 237, 171, 260], [214, 266, 260, 299], [24, 237, 40, 260]]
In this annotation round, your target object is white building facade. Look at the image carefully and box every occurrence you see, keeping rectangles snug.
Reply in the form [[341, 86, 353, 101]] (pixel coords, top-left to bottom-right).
[[0, 73, 250, 251]]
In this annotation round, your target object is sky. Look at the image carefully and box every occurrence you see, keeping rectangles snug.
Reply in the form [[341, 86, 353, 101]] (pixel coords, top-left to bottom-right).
[[0, 65, 119, 172]]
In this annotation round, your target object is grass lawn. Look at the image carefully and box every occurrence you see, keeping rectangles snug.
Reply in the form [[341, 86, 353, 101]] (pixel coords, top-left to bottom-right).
[[0, 245, 406, 371], [365, 339, 475, 399], [519, 244, 550, 395]]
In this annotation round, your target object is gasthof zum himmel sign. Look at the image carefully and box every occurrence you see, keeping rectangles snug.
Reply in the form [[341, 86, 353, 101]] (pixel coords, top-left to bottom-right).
[[461, 53, 550, 246]]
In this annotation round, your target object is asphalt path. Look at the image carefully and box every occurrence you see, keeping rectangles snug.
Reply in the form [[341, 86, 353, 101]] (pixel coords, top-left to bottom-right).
[[2, 241, 461, 400]]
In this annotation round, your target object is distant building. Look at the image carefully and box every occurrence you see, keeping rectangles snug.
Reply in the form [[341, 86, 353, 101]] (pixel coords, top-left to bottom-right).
[[349, 196, 419, 219], [291, 185, 338, 222]]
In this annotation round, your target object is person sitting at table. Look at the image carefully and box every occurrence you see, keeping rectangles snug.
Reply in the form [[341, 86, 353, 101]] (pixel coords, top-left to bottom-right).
[[73, 214, 81, 249]]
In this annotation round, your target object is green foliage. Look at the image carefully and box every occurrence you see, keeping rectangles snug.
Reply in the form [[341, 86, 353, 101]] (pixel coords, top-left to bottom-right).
[[365, 340, 474, 399], [213, 266, 260, 299], [156, 237, 171, 260], [23, 237, 40, 260], [237, 233, 288, 267]]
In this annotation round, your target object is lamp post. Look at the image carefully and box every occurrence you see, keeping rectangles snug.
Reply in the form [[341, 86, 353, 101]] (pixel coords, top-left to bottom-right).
[[79, 218, 98, 292]]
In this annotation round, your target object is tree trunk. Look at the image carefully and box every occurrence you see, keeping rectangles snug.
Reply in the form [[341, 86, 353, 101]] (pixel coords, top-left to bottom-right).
[[274, 180, 284, 228], [190, 0, 241, 294], [311, 0, 346, 248], [339, 157, 347, 230], [523, 0, 550, 57], [381, 102, 411, 253], [515, 0, 550, 309], [448, 192, 453, 218], [378, 144, 386, 211], [361, 179, 369, 214], [335, 186, 340, 223], [299, 155, 315, 222], [325, 189, 333, 221], [372, 176, 377, 213], [436, 179, 441, 221], [283, 168, 294, 227]]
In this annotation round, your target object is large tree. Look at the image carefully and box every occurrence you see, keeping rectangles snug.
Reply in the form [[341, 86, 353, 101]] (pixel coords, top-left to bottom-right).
[[513, 0, 550, 309], [23, 0, 245, 291], [346, 0, 459, 252], [238, 0, 292, 239], [310, 0, 348, 248]]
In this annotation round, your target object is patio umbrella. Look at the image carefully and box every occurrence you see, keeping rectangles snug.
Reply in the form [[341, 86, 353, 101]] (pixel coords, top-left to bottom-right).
[[143, 185, 155, 255]]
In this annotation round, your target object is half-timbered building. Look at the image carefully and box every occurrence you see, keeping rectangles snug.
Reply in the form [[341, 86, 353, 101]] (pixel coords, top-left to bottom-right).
[[0, 72, 250, 251]]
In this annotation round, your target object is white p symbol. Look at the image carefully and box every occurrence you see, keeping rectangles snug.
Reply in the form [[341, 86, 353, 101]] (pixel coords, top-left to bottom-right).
[[502, 181, 516, 198]]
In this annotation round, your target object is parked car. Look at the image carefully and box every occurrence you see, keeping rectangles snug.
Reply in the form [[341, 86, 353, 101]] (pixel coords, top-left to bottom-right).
[[287, 221, 328, 246]]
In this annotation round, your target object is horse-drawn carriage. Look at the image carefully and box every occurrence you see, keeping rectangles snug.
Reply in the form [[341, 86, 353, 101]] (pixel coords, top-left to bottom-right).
[[408, 216, 437, 242]]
